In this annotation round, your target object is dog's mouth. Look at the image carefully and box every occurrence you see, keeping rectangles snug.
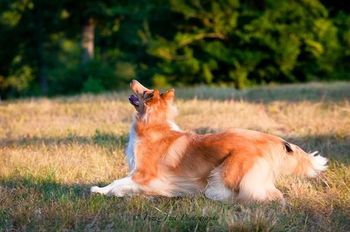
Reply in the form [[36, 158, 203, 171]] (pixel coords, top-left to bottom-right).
[[129, 95, 140, 107]]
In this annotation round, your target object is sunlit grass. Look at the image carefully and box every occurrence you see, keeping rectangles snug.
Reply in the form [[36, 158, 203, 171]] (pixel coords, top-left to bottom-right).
[[1, 82, 350, 231]]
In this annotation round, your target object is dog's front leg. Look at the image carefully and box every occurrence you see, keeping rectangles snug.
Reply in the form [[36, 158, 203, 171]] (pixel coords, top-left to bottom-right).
[[90, 176, 141, 196]]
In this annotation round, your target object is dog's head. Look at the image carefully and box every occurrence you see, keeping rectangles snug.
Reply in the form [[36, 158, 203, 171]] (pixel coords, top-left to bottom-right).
[[129, 80, 176, 122]]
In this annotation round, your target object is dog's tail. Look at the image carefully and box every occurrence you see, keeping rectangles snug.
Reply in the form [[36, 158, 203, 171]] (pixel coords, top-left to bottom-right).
[[280, 142, 328, 178]]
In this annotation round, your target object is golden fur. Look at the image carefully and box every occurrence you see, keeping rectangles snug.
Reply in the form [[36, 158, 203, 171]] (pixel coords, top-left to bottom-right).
[[91, 80, 328, 203]]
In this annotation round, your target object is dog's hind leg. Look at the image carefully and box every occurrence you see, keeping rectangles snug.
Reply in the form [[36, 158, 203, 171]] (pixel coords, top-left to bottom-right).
[[90, 176, 141, 196], [204, 166, 234, 202], [236, 158, 284, 203], [205, 151, 257, 202], [206, 150, 284, 203]]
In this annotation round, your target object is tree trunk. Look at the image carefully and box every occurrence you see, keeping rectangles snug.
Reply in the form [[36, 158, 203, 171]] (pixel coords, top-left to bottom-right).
[[34, 5, 48, 95], [81, 18, 95, 64]]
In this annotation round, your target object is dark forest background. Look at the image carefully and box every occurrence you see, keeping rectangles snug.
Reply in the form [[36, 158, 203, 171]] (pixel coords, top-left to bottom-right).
[[0, 0, 349, 99]]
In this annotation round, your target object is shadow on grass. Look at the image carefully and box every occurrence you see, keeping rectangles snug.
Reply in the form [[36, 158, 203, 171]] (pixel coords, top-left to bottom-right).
[[0, 176, 226, 231], [2, 82, 349, 105], [1, 175, 349, 231], [0, 130, 128, 149], [0, 176, 91, 201], [175, 82, 350, 103]]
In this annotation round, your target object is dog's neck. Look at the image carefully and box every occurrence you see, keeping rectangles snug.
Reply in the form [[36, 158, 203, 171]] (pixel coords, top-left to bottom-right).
[[135, 120, 175, 136], [125, 118, 182, 172]]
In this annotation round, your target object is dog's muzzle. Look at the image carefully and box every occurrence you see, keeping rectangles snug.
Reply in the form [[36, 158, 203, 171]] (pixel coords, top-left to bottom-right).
[[129, 95, 140, 107]]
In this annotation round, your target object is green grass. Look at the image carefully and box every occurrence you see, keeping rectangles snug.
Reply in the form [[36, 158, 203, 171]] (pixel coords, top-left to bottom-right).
[[1, 82, 350, 231]]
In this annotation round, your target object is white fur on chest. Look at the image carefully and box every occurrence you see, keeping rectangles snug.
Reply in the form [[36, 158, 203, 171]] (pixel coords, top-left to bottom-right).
[[126, 121, 138, 172], [125, 119, 182, 173]]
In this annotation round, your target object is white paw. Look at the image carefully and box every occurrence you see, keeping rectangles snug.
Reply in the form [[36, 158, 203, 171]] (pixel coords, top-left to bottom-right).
[[90, 186, 103, 194], [204, 186, 233, 201]]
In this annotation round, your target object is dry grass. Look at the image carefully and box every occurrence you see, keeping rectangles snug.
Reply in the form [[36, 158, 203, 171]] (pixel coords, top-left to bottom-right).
[[0, 82, 350, 231]]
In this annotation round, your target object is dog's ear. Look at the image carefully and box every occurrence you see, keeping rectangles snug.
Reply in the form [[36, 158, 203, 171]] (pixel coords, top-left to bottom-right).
[[162, 89, 175, 102], [153, 89, 160, 101]]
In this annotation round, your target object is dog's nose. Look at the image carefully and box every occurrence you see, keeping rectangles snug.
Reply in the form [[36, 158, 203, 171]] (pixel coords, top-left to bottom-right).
[[130, 80, 150, 94], [130, 79, 139, 87]]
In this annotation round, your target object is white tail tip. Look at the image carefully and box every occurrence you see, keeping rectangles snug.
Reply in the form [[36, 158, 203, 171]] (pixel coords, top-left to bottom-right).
[[308, 151, 328, 177]]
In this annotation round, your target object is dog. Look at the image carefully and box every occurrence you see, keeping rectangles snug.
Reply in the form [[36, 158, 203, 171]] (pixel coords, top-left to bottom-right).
[[91, 80, 328, 203]]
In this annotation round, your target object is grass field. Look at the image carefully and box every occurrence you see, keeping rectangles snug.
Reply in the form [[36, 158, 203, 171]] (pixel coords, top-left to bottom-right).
[[1, 82, 350, 231]]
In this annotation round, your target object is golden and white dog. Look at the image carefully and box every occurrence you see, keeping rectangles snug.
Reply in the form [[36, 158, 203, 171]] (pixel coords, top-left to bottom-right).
[[91, 80, 328, 203]]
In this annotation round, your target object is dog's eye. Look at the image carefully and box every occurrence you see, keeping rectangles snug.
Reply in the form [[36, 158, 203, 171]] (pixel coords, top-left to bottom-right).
[[144, 91, 154, 100]]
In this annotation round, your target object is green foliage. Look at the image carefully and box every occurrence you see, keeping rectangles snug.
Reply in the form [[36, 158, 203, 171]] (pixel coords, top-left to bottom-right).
[[48, 60, 121, 95], [146, 0, 348, 88], [0, 0, 349, 98]]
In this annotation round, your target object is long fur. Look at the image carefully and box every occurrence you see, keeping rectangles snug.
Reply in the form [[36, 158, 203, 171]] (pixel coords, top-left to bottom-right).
[[91, 80, 328, 203]]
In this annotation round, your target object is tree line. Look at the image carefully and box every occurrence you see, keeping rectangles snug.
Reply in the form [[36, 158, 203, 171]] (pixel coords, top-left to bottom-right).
[[0, 0, 349, 99]]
